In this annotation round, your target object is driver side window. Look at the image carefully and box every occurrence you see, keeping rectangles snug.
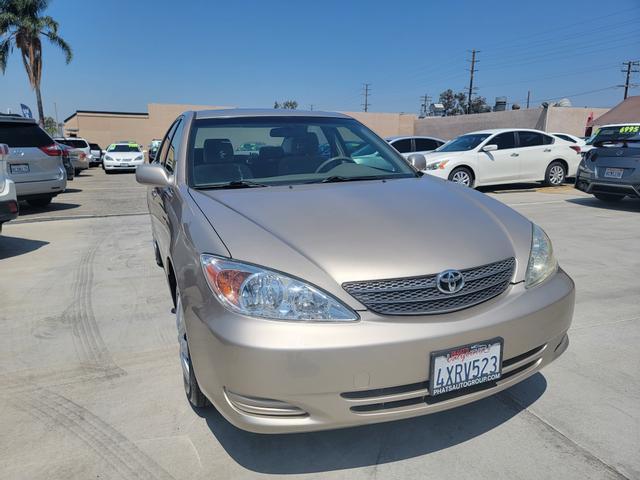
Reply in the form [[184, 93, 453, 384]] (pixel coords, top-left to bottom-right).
[[156, 120, 179, 167], [491, 132, 516, 150]]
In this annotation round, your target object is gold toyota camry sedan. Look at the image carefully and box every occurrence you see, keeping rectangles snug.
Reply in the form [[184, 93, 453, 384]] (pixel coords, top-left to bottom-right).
[[136, 109, 574, 433]]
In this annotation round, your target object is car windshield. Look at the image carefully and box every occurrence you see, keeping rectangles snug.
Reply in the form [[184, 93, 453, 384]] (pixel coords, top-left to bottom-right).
[[587, 125, 640, 145], [108, 144, 141, 152], [188, 116, 416, 188], [436, 133, 491, 152], [58, 139, 88, 148]]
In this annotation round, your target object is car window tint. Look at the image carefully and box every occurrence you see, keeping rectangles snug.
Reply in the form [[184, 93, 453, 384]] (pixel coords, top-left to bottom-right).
[[165, 118, 183, 173], [391, 139, 412, 153], [555, 134, 574, 143], [0, 122, 53, 147], [414, 138, 439, 151], [491, 132, 516, 150], [157, 121, 178, 166], [518, 131, 544, 147], [542, 134, 554, 145]]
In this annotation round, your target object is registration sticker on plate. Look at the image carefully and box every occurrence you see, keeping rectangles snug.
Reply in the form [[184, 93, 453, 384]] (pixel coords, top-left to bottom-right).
[[604, 168, 624, 179], [430, 338, 503, 396], [10, 164, 29, 174]]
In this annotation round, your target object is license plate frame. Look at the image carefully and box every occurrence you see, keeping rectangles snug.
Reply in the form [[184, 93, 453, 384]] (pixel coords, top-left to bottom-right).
[[10, 163, 30, 174], [604, 168, 624, 179], [429, 338, 503, 397]]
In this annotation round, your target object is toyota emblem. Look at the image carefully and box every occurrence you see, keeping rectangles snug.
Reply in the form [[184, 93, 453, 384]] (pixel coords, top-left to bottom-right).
[[436, 269, 465, 294]]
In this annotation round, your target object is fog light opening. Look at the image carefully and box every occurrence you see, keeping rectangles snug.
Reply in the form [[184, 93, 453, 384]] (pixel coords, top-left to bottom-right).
[[224, 389, 308, 418]]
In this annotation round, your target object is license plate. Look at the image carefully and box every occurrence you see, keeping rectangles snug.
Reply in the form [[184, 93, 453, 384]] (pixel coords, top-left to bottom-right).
[[430, 338, 503, 396], [604, 168, 624, 179], [10, 164, 29, 174]]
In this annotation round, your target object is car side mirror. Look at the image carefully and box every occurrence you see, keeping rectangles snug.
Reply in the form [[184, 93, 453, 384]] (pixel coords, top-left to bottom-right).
[[136, 163, 170, 187], [407, 153, 427, 170], [482, 144, 498, 152]]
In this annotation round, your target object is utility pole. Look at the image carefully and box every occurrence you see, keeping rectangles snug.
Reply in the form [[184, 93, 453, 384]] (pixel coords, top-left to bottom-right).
[[309, 104, 314, 111], [54, 102, 60, 136], [621, 61, 639, 99], [466, 49, 479, 114], [362, 83, 371, 112], [526, 90, 531, 109], [420, 94, 432, 117]]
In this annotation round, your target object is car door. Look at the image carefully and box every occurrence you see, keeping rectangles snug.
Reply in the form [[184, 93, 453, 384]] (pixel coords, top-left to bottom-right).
[[414, 138, 442, 155], [517, 131, 554, 180], [477, 131, 520, 184], [149, 119, 180, 262]]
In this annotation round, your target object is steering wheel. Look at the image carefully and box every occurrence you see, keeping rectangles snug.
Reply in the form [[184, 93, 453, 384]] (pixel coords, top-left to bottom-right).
[[314, 156, 356, 173]]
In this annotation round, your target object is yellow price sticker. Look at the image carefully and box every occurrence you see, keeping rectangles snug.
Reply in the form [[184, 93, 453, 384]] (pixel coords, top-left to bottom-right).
[[619, 126, 639, 134]]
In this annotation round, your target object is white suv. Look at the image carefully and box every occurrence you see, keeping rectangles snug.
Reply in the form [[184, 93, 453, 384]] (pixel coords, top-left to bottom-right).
[[423, 128, 580, 188], [0, 143, 18, 234]]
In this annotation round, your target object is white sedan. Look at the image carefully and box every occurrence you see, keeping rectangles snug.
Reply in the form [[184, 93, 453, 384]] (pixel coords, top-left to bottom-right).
[[422, 128, 581, 188], [103, 143, 145, 173]]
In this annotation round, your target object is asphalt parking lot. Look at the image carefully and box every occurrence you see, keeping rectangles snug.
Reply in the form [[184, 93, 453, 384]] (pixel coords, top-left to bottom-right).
[[1, 169, 639, 480]]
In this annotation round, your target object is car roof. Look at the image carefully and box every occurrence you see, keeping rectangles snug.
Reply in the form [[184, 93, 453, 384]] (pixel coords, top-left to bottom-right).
[[55, 136, 88, 141], [463, 128, 547, 135], [385, 135, 445, 142], [194, 108, 351, 120], [0, 115, 37, 124]]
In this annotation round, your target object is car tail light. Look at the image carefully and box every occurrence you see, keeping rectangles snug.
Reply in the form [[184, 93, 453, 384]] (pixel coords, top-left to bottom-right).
[[8, 200, 18, 214], [569, 146, 581, 154], [39, 144, 62, 156]]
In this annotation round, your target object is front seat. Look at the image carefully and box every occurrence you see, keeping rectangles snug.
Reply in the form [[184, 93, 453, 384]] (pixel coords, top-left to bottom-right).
[[278, 133, 321, 175], [193, 138, 252, 184]]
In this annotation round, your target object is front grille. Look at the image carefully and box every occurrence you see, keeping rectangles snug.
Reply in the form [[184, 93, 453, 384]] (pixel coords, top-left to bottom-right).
[[342, 258, 515, 315]]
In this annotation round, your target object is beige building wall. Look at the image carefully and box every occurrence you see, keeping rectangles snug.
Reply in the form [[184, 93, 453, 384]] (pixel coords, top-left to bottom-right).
[[343, 112, 417, 137]]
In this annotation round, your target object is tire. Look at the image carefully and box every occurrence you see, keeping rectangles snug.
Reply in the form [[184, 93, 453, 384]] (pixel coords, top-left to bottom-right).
[[105, 169, 112, 174], [544, 161, 566, 186], [448, 167, 474, 187], [27, 197, 52, 208], [594, 193, 624, 203], [74, 168, 81, 176], [176, 293, 210, 408]]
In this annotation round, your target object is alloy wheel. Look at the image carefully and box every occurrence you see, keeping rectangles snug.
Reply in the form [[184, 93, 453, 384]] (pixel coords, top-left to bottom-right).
[[549, 165, 565, 185]]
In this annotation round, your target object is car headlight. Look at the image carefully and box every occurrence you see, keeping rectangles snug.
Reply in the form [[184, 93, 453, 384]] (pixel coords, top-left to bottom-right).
[[135, 155, 144, 161], [201, 254, 358, 322], [426, 160, 449, 170], [105, 155, 113, 161], [525, 224, 558, 288]]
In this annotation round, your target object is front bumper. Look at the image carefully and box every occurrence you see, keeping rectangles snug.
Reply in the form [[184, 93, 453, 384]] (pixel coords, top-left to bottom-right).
[[185, 268, 575, 433], [103, 159, 144, 170]]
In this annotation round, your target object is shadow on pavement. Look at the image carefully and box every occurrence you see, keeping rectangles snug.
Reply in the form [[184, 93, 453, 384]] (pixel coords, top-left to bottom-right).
[[0, 235, 49, 259], [566, 197, 640, 212], [196, 373, 547, 474], [17, 202, 80, 217], [62, 188, 83, 194]]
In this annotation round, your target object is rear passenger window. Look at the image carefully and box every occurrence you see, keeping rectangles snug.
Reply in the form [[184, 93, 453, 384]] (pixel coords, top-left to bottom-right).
[[0, 122, 53, 147], [391, 139, 412, 153], [518, 131, 544, 147], [542, 135, 554, 145], [491, 132, 516, 150], [165, 118, 183, 173], [414, 138, 439, 151]]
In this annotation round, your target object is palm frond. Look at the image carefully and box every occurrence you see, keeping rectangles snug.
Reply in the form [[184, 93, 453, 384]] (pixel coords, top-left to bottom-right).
[[44, 30, 71, 63], [0, 37, 12, 73]]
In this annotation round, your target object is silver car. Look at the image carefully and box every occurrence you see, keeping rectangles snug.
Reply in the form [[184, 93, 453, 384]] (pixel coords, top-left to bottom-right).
[[137, 109, 574, 434], [1, 115, 67, 207]]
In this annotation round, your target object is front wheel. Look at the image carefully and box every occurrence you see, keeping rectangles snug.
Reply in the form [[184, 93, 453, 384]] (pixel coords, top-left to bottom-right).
[[176, 293, 210, 408], [544, 161, 566, 186], [594, 193, 624, 203], [448, 167, 474, 187]]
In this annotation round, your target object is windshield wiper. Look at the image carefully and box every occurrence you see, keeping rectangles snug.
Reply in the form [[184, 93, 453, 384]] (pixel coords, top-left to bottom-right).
[[195, 180, 268, 190], [319, 175, 395, 184]]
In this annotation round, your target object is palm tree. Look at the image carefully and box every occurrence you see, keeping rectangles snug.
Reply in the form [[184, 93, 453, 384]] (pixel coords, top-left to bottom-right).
[[0, 0, 71, 126]]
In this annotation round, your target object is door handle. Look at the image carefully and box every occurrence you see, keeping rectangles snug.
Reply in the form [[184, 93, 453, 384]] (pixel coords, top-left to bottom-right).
[[510, 153, 519, 157], [544, 148, 552, 152]]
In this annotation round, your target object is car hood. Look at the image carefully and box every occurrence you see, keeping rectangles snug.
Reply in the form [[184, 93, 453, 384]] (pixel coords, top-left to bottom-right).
[[190, 177, 533, 308], [424, 151, 471, 163]]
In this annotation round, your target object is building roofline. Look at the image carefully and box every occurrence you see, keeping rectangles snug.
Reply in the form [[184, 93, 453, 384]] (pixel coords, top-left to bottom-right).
[[64, 110, 148, 123]]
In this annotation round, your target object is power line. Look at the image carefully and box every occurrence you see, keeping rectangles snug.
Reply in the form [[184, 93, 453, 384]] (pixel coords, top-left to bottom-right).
[[621, 60, 640, 99], [362, 83, 371, 112], [467, 50, 479, 114]]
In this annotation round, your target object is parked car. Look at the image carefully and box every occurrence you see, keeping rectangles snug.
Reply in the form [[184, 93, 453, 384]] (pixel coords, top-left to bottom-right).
[[89, 143, 103, 166], [575, 129, 640, 202], [54, 137, 91, 172], [56, 141, 88, 175], [0, 143, 18, 234], [55, 142, 75, 181], [135, 109, 574, 434], [551, 132, 586, 148], [386, 135, 445, 158], [0, 115, 66, 207], [581, 123, 640, 155], [422, 128, 580, 188], [103, 142, 145, 173]]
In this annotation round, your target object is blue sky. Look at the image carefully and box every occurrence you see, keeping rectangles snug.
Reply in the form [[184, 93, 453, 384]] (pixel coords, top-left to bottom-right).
[[1, 0, 639, 120]]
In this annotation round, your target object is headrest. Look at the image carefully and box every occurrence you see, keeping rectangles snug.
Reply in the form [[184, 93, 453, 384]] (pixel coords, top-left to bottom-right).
[[259, 146, 285, 160], [289, 133, 319, 156], [203, 138, 234, 164]]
